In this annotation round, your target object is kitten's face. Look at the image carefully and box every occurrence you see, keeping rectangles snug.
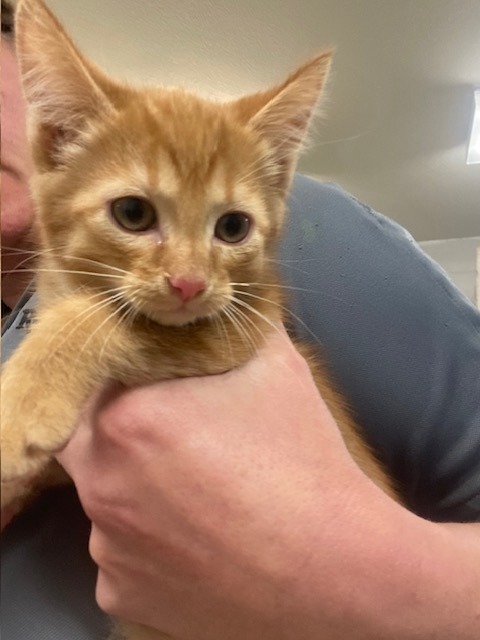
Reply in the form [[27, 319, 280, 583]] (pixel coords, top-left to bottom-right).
[[35, 91, 285, 326], [17, 0, 331, 327]]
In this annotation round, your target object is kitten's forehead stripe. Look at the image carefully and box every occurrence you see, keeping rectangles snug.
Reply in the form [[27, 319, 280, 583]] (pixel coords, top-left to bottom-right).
[[155, 150, 180, 202], [204, 151, 220, 188], [224, 166, 233, 205], [144, 92, 228, 180], [206, 163, 228, 207]]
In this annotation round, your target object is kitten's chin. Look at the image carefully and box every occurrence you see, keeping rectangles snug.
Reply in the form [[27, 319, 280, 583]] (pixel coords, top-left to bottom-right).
[[155, 311, 201, 327], [130, 296, 227, 328], [143, 307, 213, 327]]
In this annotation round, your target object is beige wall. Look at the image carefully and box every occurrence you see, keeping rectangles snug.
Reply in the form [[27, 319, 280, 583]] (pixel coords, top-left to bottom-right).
[[419, 237, 480, 304]]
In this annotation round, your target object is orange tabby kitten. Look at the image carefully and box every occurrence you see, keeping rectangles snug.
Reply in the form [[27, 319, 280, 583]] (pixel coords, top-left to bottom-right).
[[1, 1, 396, 638]]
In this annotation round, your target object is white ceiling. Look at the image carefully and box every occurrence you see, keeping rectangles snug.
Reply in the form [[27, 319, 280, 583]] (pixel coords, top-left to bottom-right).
[[44, 0, 480, 240]]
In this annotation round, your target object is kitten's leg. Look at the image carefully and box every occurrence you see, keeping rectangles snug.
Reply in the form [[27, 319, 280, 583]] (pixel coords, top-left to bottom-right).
[[1, 288, 245, 494], [0, 293, 131, 490]]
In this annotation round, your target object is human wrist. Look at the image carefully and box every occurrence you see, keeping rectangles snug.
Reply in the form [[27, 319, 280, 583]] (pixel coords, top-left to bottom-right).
[[287, 490, 480, 640]]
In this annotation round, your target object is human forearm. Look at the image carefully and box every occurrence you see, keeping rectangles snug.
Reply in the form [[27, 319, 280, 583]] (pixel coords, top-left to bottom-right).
[[375, 516, 480, 640], [294, 498, 480, 640]]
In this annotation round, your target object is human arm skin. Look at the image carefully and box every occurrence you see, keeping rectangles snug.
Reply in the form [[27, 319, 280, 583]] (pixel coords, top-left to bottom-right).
[[57, 331, 480, 640]]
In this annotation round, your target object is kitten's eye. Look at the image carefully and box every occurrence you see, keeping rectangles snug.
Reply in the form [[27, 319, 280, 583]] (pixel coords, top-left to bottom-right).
[[214, 212, 251, 244], [110, 197, 157, 232]]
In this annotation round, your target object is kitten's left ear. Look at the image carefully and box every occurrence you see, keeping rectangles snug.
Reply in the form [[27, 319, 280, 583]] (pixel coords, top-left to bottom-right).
[[232, 51, 333, 192]]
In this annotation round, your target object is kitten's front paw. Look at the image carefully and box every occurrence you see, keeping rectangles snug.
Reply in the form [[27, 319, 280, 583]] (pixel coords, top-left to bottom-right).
[[1, 394, 74, 482], [0, 420, 44, 522]]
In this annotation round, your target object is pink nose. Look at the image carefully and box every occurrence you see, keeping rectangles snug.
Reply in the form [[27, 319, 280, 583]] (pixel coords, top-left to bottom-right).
[[168, 276, 206, 302]]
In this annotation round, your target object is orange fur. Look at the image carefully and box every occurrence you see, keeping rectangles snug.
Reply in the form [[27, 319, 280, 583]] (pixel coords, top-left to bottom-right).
[[2, 1, 396, 639]]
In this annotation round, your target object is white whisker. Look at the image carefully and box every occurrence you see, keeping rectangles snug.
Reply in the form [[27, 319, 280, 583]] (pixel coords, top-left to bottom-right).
[[231, 280, 347, 305], [49, 287, 131, 353], [232, 289, 323, 347], [229, 296, 286, 342], [98, 296, 135, 363], [216, 311, 234, 365], [264, 258, 311, 276], [222, 304, 259, 358], [2, 267, 124, 279], [229, 303, 269, 355], [1, 246, 57, 256], [78, 294, 130, 358], [230, 281, 319, 295], [268, 257, 322, 264], [2, 245, 131, 278], [62, 255, 130, 276]]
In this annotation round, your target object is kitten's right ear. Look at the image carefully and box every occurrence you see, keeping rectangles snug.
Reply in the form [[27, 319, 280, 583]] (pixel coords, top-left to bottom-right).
[[15, 0, 115, 168], [231, 52, 332, 193]]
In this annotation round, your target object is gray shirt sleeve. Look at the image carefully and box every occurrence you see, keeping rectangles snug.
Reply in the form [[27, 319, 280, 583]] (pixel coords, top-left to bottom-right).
[[2, 289, 37, 365], [282, 176, 480, 522]]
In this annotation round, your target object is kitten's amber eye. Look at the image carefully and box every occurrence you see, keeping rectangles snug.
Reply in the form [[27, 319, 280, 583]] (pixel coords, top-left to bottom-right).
[[214, 212, 251, 244], [110, 197, 157, 232]]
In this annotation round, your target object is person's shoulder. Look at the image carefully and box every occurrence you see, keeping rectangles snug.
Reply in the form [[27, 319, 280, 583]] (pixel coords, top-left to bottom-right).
[[282, 174, 480, 522]]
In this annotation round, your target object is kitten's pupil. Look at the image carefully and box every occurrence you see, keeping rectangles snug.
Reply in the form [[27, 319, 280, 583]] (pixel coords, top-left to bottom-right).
[[110, 197, 157, 232], [215, 212, 250, 243]]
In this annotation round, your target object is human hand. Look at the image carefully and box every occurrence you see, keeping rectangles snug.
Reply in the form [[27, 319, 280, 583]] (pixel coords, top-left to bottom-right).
[[57, 330, 423, 640]]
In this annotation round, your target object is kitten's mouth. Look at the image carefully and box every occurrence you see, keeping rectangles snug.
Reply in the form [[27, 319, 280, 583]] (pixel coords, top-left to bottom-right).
[[127, 297, 220, 327]]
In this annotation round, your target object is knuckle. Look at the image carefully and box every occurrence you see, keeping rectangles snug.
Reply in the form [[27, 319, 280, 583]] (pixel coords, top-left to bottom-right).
[[273, 342, 311, 381], [88, 527, 107, 567], [97, 393, 137, 444], [80, 484, 108, 523], [95, 571, 121, 616], [287, 341, 315, 375], [82, 484, 137, 534], [96, 385, 159, 450], [88, 524, 109, 569]]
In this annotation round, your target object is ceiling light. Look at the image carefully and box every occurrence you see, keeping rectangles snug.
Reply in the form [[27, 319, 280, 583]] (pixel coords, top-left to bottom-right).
[[466, 88, 480, 164]]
